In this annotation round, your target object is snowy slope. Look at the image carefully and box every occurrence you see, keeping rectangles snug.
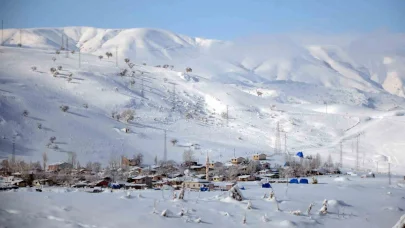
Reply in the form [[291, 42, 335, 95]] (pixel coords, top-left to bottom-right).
[[0, 27, 405, 174]]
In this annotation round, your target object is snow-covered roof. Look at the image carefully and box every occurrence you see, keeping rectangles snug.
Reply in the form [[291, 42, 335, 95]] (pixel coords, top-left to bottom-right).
[[190, 165, 204, 169], [238, 175, 252, 179], [186, 178, 210, 183], [213, 182, 235, 187], [49, 162, 64, 166], [132, 175, 147, 180], [125, 183, 146, 187]]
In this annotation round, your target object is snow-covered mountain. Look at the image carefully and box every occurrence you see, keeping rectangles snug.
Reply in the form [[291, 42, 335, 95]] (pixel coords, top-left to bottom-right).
[[0, 27, 404, 174]]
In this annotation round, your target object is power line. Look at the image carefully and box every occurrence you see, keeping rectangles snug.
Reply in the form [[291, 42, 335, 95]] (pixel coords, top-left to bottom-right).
[[1, 20, 3, 46], [163, 130, 167, 162], [388, 163, 391, 185], [274, 121, 281, 154], [339, 141, 343, 168]]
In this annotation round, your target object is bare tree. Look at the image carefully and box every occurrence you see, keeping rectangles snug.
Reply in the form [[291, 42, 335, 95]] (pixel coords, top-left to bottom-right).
[[132, 153, 144, 166], [86, 162, 93, 171], [60, 105, 69, 112], [49, 136, 56, 143], [185, 67, 192, 73], [121, 109, 135, 122], [182, 149, 195, 164], [42, 151, 48, 171], [98, 55, 103, 60], [124, 58, 130, 63], [171, 139, 178, 146], [92, 162, 101, 173]]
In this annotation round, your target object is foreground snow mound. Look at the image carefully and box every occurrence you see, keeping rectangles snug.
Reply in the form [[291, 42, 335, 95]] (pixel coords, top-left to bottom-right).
[[392, 214, 405, 228], [328, 199, 352, 208], [334, 177, 351, 182]]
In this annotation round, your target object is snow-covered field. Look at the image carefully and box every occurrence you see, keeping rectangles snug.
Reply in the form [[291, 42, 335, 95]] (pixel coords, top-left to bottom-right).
[[1, 176, 404, 228]]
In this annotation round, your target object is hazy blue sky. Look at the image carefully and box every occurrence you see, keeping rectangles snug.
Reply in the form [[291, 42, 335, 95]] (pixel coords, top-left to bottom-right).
[[1, 0, 404, 40]]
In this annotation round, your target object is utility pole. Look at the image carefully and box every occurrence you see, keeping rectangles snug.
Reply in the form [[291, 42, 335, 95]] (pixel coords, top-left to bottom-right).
[[388, 163, 391, 185], [356, 135, 359, 171], [115, 46, 118, 67], [11, 135, 16, 166], [339, 142, 343, 168], [66, 37, 68, 58], [284, 132, 287, 154], [172, 84, 176, 110], [1, 20, 3, 46], [274, 121, 281, 154], [324, 101, 328, 114], [61, 34, 64, 50], [19, 29, 22, 47], [163, 130, 167, 162], [141, 78, 145, 98]]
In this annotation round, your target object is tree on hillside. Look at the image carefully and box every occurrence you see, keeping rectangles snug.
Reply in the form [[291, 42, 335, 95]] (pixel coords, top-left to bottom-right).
[[133, 153, 144, 166], [182, 149, 195, 164], [106, 52, 113, 58], [121, 109, 135, 123], [124, 58, 130, 63], [185, 67, 192, 73], [171, 139, 178, 146], [86, 162, 93, 171], [98, 55, 103, 60], [92, 162, 101, 173]]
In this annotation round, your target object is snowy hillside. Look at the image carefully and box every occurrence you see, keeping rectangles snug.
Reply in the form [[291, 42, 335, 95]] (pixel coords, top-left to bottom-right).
[[0, 27, 405, 174]]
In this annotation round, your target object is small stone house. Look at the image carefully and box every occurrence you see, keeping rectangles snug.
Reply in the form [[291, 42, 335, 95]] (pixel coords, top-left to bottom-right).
[[212, 175, 224, 182], [231, 157, 245, 165], [237, 174, 255, 182], [208, 162, 223, 169], [253, 153, 267, 161], [48, 162, 73, 172], [184, 179, 213, 190]]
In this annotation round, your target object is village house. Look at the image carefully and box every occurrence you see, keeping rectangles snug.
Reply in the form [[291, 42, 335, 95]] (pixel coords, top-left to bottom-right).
[[33, 179, 53, 186], [184, 179, 213, 191], [237, 174, 256, 182], [213, 182, 236, 191], [231, 157, 245, 165], [124, 183, 147, 190], [1, 176, 27, 187], [238, 165, 249, 175], [212, 175, 224, 182], [121, 156, 140, 167], [252, 153, 267, 161], [208, 161, 223, 169], [48, 162, 73, 172], [189, 165, 206, 174], [130, 176, 152, 188], [149, 174, 162, 182]]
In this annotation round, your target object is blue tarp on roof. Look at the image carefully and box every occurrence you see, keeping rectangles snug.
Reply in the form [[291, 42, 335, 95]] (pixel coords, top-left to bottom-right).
[[200, 187, 209, 192], [262, 183, 271, 188], [289, 178, 299, 184], [299, 179, 309, 184], [296, 152, 304, 158]]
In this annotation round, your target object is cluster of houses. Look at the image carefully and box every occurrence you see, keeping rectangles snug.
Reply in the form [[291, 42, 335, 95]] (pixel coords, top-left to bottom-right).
[[1, 152, 340, 191]]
